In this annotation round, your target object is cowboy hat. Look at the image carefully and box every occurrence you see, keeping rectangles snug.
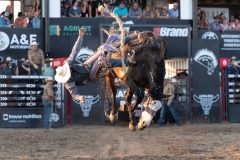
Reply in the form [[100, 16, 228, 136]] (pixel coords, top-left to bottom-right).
[[45, 76, 54, 82], [231, 56, 236, 60], [54, 63, 71, 83], [6, 57, 12, 62], [31, 41, 39, 46]]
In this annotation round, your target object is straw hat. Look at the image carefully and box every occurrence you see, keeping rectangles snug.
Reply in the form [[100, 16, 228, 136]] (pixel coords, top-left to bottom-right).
[[54, 63, 71, 83]]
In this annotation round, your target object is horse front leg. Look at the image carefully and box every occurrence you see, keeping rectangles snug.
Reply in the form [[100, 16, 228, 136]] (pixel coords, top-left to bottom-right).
[[105, 75, 118, 124], [138, 73, 163, 129]]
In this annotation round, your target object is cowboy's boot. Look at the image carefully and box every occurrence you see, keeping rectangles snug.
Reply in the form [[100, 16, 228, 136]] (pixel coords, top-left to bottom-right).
[[65, 82, 83, 102]]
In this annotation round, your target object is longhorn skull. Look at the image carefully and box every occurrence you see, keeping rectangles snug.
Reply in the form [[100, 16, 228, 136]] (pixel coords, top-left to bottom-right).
[[73, 95, 100, 117], [193, 94, 219, 116]]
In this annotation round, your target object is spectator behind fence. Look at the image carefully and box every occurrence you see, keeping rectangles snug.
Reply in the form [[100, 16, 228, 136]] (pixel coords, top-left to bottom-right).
[[0, 12, 11, 27], [28, 41, 45, 75], [69, 0, 81, 17], [229, 15, 235, 27], [88, 0, 101, 17], [128, 2, 142, 19], [168, 3, 178, 18], [43, 58, 55, 77], [80, 0, 90, 17], [100, 1, 112, 18], [142, 6, 154, 19], [210, 16, 222, 30], [16, 58, 30, 75], [61, 1, 71, 17], [6, 57, 17, 75], [31, 10, 41, 28], [0, 59, 11, 75], [42, 76, 55, 129], [25, 6, 34, 18], [198, 11, 210, 30], [1, 5, 13, 23], [157, 6, 169, 19], [113, 1, 128, 19], [227, 56, 240, 74], [231, 19, 240, 31], [220, 16, 231, 31], [14, 15, 29, 28]]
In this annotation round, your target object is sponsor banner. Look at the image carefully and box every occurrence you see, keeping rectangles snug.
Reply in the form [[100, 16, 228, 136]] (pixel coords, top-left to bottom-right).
[[0, 28, 43, 59], [52, 57, 66, 68], [219, 58, 230, 69], [192, 40, 221, 122], [226, 74, 240, 122], [71, 82, 105, 125], [115, 87, 142, 120], [49, 18, 191, 58], [0, 76, 64, 127], [0, 108, 63, 128], [198, 30, 240, 57]]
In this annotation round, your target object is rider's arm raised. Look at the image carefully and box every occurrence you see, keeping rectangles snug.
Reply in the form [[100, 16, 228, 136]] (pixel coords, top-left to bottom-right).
[[66, 28, 86, 65]]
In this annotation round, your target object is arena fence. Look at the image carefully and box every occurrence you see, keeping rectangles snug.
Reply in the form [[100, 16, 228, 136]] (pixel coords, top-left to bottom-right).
[[0, 75, 65, 128]]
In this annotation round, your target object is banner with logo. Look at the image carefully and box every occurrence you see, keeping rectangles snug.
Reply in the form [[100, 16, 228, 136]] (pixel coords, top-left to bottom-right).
[[49, 18, 191, 58], [0, 76, 64, 128], [191, 40, 221, 122], [0, 28, 43, 60], [71, 82, 104, 125], [199, 30, 240, 58], [104, 86, 142, 122]]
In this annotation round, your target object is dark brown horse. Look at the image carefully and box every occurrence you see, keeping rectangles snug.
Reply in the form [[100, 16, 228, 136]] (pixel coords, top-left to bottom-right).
[[103, 36, 167, 130]]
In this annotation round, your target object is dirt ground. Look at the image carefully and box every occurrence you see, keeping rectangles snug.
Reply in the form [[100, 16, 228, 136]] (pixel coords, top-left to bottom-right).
[[0, 123, 240, 160]]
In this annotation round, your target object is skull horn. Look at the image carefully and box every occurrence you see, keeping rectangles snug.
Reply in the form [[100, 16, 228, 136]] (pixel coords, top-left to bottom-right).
[[193, 94, 201, 103], [212, 95, 219, 103]]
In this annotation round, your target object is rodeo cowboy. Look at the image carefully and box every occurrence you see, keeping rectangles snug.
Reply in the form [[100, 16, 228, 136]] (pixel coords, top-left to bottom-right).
[[54, 28, 89, 103], [82, 22, 158, 79]]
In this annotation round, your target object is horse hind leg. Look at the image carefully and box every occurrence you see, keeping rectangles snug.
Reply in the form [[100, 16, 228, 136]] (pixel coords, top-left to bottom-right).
[[125, 88, 135, 130], [105, 75, 118, 124], [125, 87, 144, 131]]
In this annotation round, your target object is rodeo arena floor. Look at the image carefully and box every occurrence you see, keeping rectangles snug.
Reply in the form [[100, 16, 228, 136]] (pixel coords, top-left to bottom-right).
[[0, 123, 239, 160]]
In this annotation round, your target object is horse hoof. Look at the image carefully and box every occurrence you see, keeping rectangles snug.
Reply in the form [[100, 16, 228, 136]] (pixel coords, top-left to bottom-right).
[[109, 112, 118, 125], [137, 121, 146, 130], [129, 123, 136, 131]]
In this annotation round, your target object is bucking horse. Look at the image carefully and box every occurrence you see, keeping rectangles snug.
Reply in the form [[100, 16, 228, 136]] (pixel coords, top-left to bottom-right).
[[98, 5, 167, 130]]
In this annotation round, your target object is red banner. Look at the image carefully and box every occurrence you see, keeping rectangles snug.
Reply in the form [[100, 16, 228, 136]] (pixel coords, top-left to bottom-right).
[[219, 58, 230, 69], [52, 57, 66, 69]]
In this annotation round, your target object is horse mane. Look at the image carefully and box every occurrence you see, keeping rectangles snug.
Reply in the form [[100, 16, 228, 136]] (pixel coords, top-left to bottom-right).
[[129, 36, 167, 60]]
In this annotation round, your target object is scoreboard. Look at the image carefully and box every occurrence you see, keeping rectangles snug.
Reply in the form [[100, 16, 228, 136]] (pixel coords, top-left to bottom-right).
[[0, 75, 65, 128]]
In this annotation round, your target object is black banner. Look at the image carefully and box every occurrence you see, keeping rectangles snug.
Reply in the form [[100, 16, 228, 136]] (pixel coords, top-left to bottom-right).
[[71, 82, 105, 125], [49, 18, 191, 58], [0, 108, 63, 128], [0, 28, 43, 59], [191, 40, 221, 122], [198, 30, 240, 58], [0, 76, 64, 127]]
